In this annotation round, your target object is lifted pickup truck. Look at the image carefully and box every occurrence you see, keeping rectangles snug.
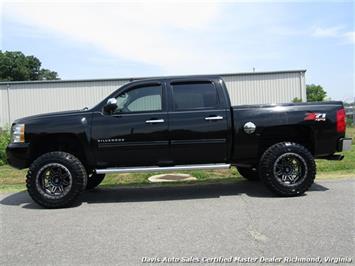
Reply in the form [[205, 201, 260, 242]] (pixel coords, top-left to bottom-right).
[[7, 76, 352, 208]]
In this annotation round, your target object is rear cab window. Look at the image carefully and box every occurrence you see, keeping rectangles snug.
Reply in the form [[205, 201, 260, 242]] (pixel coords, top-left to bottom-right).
[[171, 81, 220, 111]]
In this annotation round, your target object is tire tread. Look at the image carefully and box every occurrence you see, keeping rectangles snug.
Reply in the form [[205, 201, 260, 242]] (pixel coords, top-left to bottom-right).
[[259, 142, 316, 196], [26, 151, 87, 208]]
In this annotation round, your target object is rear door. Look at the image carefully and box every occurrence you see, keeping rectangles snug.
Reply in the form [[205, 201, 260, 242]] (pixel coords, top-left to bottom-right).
[[168, 79, 229, 164]]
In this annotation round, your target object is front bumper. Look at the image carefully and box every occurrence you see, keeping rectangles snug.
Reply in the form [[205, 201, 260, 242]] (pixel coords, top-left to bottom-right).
[[6, 143, 30, 169], [338, 138, 352, 152]]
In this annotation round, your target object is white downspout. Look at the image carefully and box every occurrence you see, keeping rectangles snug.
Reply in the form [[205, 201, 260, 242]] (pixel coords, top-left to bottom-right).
[[6, 83, 11, 126]]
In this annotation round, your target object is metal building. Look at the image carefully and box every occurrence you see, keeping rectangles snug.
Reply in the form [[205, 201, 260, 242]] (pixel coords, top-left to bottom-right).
[[0, 70, 306, 128]]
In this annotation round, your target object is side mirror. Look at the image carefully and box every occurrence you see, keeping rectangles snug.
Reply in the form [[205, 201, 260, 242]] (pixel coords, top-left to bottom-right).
[[104, 98, 118, 114]]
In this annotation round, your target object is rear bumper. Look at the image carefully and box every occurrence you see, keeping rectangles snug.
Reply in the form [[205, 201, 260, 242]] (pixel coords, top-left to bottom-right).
[[6, 143, 30, 169], [338, 138, 352, 152]]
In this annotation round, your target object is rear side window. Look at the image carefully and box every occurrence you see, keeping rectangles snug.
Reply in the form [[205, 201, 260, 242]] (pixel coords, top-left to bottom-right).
[[172, 81, 219, 110]]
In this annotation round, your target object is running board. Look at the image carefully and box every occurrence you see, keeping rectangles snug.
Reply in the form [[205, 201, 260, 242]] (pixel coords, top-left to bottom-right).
[[95, 163, 231, 174]]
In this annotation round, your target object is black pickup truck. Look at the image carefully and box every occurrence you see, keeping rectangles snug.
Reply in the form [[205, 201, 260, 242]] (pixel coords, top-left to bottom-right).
[[6, 76, 352, 208]]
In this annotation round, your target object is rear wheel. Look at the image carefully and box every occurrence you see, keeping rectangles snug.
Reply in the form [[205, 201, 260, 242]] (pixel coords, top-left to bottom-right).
[[86, 173, 105, 190], [259, 142, 316, 196], [237, 167, 259, 181], [26, 151, 87, 208]]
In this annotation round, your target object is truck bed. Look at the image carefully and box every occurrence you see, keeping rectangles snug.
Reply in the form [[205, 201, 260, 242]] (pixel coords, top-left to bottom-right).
[[231, 101, 344, 163]]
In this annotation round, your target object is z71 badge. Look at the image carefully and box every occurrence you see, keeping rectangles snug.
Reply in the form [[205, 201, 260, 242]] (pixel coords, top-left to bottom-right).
[[304, 112, 326, 121]]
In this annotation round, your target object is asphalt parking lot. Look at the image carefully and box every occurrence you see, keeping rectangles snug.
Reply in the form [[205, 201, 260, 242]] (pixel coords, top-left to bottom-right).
[[0, 179, 354, 265]]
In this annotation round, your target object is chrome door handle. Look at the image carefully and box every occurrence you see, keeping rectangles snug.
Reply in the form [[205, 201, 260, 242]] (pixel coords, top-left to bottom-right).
[[205, 116, 224, 121], [145, 119, 165, 124]]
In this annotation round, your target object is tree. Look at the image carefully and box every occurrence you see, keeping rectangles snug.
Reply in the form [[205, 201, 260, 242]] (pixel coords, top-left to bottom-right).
[[306, 84, 327, 102], [292, 97, 303, 103], [0, 51, 59, 81], [39, 69, 59, 80]]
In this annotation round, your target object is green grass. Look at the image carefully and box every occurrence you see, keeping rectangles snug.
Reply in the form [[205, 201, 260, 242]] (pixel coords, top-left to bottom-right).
[[0, 127, 354, 193], [0, 165, 243, 193], [0, 165, 27, 192], [316, 126, 355, 177], [100, 169, 243, 188]]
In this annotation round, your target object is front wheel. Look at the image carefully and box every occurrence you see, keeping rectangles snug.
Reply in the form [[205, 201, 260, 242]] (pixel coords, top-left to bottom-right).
[[26, 152, 87, 208], [259, 142, 316, 196]]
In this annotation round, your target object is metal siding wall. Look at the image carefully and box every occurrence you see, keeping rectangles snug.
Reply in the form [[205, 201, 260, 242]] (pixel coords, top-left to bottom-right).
[[0, 84, 10, 128], [221, 72, 303, 105], [0, 72, 305, 127], [3, 80, 129, 127]]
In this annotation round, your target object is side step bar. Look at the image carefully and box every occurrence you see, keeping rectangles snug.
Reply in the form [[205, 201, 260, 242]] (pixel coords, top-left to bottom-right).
[[96, 163, 231, 174]]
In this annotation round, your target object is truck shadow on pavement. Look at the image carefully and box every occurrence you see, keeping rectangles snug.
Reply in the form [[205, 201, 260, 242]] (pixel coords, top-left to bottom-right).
[[0, 181, 329, 209]]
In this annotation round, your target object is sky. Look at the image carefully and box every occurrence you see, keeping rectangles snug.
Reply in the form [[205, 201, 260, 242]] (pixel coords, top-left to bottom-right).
[[0, 0, 354, 102]]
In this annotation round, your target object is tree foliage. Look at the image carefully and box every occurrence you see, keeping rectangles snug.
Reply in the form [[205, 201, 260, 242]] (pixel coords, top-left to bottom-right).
[[306, 84, 327, 102], [292, 97, 303, 103], [0, 51, 59, 81], [0, 130, 10, 166]]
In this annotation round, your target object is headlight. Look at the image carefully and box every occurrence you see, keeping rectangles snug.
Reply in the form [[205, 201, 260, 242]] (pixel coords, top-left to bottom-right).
[[11, 124, 25, 143]]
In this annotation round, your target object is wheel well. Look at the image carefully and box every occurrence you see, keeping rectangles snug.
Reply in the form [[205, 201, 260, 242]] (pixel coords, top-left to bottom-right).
[[29, 134, 87, 166], [258, 125, 314, 156]]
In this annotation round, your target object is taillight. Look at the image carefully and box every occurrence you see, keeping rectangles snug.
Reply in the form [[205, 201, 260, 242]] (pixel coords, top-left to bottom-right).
[[336, 108, 346, 133]]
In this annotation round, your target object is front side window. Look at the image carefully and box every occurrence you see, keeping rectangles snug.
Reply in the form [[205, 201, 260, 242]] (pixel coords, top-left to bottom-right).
[[114, 85, 162, 113], [172, 81, 219, 110]]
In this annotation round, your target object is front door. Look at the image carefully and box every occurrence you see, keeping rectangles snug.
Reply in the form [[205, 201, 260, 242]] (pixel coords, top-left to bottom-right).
[[168, 80, 229, 164], [92, 82, 169, 167]]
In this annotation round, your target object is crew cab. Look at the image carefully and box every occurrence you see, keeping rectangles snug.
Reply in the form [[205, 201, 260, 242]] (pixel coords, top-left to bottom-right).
[[6, 76, 352, 208]]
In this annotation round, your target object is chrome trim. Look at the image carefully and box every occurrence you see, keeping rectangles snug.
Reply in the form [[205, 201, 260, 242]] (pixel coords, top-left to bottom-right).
[[205, 116, 223, 121], [145, 119, 165, 124], [107, 98, 117, 105], [96, 163, 231, 174], [243, 122, 256, 134], [341, 138, 352, 151]]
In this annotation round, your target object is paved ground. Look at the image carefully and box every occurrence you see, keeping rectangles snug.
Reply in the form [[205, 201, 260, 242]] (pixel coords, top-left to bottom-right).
[[0, 179, 354, 265]]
